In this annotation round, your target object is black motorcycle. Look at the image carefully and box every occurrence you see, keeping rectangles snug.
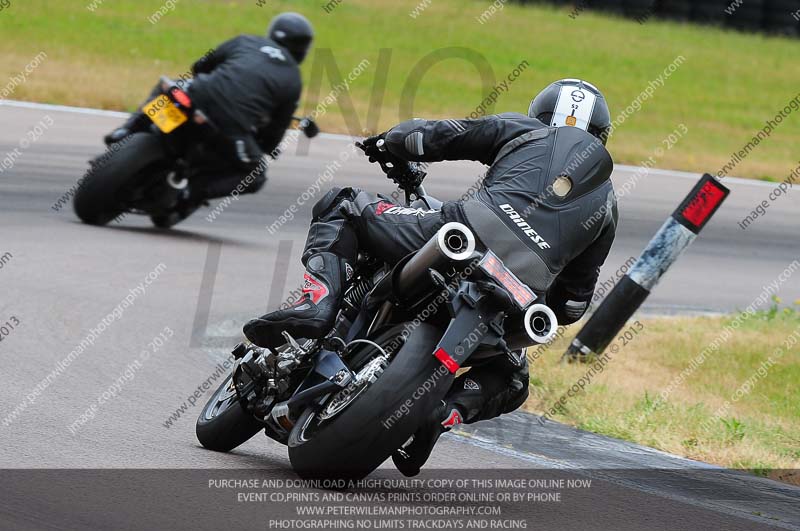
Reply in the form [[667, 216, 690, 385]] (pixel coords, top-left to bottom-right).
[[72, 76, 318, 228], [196, 142, 558, 479]]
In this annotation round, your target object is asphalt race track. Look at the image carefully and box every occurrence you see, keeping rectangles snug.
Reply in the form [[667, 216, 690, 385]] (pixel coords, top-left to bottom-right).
[[1, 102, 799, 529]]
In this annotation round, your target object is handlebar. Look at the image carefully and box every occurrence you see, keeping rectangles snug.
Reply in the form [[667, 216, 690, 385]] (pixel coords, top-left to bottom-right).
[[355, 138, 428, 202]]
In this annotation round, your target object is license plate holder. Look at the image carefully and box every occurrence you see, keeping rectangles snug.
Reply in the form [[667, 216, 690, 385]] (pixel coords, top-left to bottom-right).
[[143, 94, 187, 133]]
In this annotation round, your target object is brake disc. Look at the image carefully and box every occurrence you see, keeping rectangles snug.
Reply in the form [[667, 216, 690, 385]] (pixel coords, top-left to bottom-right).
[[318, 355, 388, 421]]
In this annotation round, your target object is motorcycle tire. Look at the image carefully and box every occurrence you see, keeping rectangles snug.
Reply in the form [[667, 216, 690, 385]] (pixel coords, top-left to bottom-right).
[[150, 203, 199, 229], [196, 373, 265, 453], [288, 323, 454, 480], [73, 133, 167, 226]]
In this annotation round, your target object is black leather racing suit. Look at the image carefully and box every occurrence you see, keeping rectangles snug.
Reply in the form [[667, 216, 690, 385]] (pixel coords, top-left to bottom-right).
[[190, 34, 301, 159], [138, 35, 302, 198], [304, 112, 618, 423]]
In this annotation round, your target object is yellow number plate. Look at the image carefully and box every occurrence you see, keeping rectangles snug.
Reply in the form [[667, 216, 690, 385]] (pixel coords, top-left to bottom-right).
[[143, 94, 187, 133]]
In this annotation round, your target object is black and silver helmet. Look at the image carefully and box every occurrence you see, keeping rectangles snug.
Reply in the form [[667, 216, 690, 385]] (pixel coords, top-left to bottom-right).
[[528, 79, 612, 145], [267, 12, 314, 64]]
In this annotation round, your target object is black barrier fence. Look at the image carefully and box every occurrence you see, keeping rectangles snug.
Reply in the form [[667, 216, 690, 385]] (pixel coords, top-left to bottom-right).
[[516, 0, 800, 36]]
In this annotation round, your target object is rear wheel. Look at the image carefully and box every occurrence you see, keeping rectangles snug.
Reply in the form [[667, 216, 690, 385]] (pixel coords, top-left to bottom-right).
[[287, 324, 453, 479], [196, 373, 264, 452], [73, 133, 168, 225], [150, 213, 181, 229]]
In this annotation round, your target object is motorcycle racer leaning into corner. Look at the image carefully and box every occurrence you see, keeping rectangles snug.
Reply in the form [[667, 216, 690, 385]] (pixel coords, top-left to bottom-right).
[[244, 79, 619, 477], [103, 12, 313, 214]]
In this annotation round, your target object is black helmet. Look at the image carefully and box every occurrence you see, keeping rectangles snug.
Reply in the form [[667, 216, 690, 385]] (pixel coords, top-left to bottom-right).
[[528, 79, 612, 145], [268, 12, 314, 64]]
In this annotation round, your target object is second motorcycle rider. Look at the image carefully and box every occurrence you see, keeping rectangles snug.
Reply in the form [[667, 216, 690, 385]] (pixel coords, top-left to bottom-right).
[[104, 12, 313, 210]]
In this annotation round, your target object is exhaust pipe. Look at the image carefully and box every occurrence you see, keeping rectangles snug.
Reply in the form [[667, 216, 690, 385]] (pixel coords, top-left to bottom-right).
[[502, 303, 559, 349], [436, 222, 476, 261], [523, 304, 558, 344], [166, 171, 188, 190], [397, 222, 476, 293]]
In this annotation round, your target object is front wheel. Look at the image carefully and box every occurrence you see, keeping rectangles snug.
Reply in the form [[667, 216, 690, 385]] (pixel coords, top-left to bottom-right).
[[196, 373, 264, 452], [150, 199, 202, 229], [287, 324, 453, 479], [73, 133, 168, 225]]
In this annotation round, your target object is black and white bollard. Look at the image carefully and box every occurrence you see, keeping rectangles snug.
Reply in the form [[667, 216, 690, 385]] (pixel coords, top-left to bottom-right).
[[564, 173, 730, 361]]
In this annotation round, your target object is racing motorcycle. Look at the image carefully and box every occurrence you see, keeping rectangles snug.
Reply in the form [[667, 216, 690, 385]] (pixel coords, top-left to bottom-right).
[[72, 76, 318, 228], [196, 141, 559, 479]]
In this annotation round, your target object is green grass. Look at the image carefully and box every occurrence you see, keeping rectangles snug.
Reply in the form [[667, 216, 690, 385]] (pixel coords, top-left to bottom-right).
[[525, 302, 800, 485], [1, 0, 799, 180]]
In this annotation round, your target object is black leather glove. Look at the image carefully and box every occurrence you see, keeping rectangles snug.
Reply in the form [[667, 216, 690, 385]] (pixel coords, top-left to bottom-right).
[[357, 132, 426, 189], [546, 282, 590, 325], [356, 133, 385, 160]]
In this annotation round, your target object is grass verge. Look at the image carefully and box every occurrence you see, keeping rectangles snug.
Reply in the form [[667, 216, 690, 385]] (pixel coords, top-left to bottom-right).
[[525, 301, 800, 485]]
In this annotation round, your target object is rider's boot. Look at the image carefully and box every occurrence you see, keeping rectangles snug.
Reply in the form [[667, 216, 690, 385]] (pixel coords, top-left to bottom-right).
[[392, 401, 463, 477], [104, 112, 149, 146], [243, 252, 349, 348]]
